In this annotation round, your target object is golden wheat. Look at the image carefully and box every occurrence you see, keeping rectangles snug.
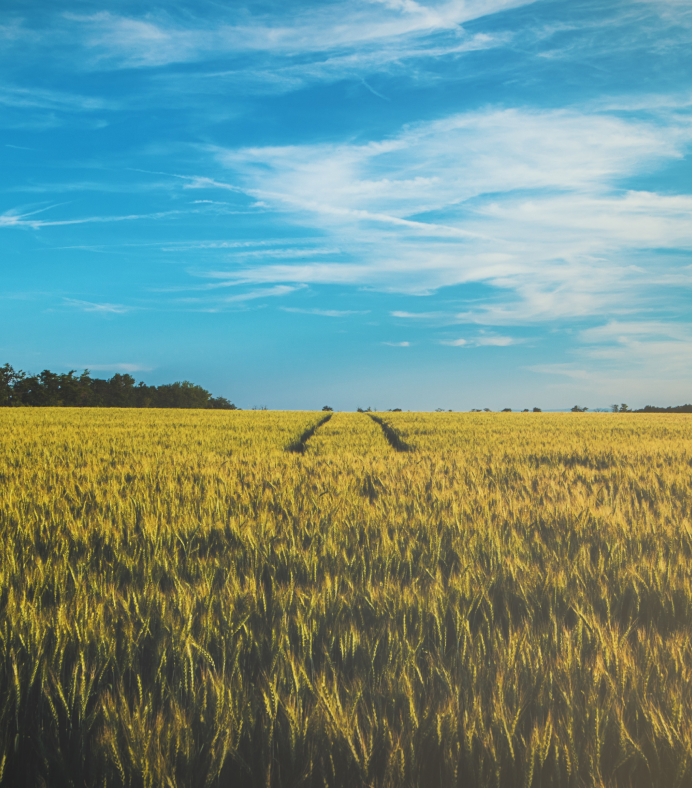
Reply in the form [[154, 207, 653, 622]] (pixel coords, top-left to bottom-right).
[[0, 409, 691, 787]]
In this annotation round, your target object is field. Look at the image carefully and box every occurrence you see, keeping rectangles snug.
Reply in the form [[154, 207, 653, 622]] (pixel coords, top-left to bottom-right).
[[1, 409, 691, 787]]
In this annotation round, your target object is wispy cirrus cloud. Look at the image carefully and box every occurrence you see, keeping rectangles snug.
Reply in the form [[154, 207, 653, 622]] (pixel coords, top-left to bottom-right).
[[60, 0, 692, 81], [62, 298, 132, 314], [76, 362, 152, 373], [215, 107, 688, 216], [221, 284, 305, 303], [0, 202, 252, 229], [201, 102, 692, 317], [0, 86, 112, 111], [198, 263, 376, 286], [182, 31, 509, 96], [441, 334, 518, 347], [391, 310, 447, 319], [0, 205, 185, 229], [281, 307, 370, 317], [154, 284, 305, 312], [578, 320, 692, 374], [528, 319, 692, 402], [62, 1, 532, 69]]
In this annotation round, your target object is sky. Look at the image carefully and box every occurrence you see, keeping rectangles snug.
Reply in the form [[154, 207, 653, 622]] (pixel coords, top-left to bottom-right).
[[1, 0, 691, 411]]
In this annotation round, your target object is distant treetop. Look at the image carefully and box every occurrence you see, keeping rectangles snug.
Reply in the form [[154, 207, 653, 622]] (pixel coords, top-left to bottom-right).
[[0, 363, 236, 409], [633, 404, 692, 413]]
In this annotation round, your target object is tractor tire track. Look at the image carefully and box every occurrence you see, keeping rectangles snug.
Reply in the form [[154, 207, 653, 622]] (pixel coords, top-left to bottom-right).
[[367, 413, 413, 452], [285, 413, 333, 453]]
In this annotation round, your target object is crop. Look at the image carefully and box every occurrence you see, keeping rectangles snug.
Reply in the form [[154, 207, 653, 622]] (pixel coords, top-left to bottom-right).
[[0, 409, 691, 787]]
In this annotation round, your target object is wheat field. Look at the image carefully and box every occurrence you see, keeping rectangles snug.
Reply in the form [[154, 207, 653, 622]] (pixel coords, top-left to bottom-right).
[[1, 409, 691, 787]]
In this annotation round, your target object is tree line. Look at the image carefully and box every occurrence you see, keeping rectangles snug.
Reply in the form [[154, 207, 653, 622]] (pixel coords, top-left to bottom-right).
[[0, 363, 236, 409]]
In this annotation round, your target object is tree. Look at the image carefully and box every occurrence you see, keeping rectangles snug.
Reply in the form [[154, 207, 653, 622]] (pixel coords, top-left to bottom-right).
[[0, 364, 23, 406], [12, 373, 42, 406], [533, 407, 542, 412], [571, 405, 588, 412], [0, 362, 235, 410], [155, 381, 211, 409], [322, 406, 333, 411], [209, 396, 236, 410]]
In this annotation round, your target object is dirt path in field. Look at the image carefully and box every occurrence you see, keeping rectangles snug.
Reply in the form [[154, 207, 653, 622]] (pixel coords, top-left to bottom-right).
[[303, 412, 396, 456], [367, 413, 413, 452], [286, 412, 333, 453]]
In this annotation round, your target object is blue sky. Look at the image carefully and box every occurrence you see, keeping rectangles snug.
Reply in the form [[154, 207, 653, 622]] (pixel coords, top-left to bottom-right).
[[1, 0, 691, 410]]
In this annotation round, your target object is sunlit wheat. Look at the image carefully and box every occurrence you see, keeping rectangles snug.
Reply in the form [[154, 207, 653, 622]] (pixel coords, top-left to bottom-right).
[[0, 409, 691, 786]]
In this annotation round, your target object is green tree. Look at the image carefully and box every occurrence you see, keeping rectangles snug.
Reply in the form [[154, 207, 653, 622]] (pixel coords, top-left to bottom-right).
[[209, 396, 236, 410], [0, 364, 23, 406], [154, 381, 211, 409]]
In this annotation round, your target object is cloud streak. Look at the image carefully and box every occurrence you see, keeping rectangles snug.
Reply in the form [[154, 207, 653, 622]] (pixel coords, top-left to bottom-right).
[[441, 334, 518, 347], [62, 1, 533, 68], [281, 307, 370, 317], [201, 103, 692, 321], [62, 298, 132, 314], [77, 363, 153, 373]]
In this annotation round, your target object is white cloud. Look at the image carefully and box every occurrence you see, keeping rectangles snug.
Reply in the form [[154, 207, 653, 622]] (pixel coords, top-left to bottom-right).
[[78, 363, 152, 373], [0, 198, 257, 230], [383, 341, 411, 346], [202, 104, 692, 317], [281, 307, 370, 316], [216, 109, 686, 219], [0, 206, 187, 229], [391, 310, 447, 318], [62, 298, 131, 314], [65, 1, 534, 68], [529, 320, 692, 404], [188, 31, 508, 95], [528, 364, 590, 380], [222, 285, 305, 302], [578, 320, 692, 375], [476, 335, 516, 346], [199, 263, 375, 286], [0, 86, 111, 111], [580, 320, 692, 343], [441, 334, 517, 347]]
